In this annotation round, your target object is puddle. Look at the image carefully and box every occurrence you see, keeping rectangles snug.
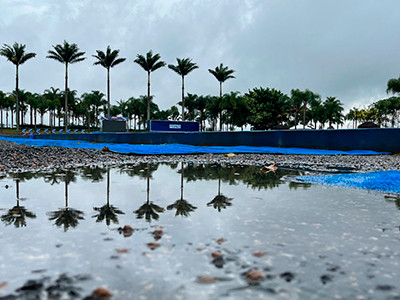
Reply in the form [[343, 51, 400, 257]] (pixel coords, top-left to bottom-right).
[[0, 163, 399, 299]]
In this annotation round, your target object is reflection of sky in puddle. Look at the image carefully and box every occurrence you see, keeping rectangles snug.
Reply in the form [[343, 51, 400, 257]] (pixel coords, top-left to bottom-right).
[[0, 163, 399, 299]]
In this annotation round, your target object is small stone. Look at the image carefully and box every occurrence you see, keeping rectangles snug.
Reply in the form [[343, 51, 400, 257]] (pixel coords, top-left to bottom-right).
[[92, 287, 112, 298], [280, 272, 295, 282], [376, 284, 394, 291], [116, 248, 129, 253], [253, 251, 266, 257], [152, 229, 163, 240], [197, 276, 215, 284], [211, 251, 223, 258], [216, 238, 226, 245], [321, 274, 333, 284], [118, 225, 134, 237], [245, 270, 264, 285], [147, 242, 160, 250]]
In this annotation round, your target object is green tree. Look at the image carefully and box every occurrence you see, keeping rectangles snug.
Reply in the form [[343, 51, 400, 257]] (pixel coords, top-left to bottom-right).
[[208, 63, 236, 130], [0, 43, 36, 130], [246, 87, 290, 130], [93, 46, 126, 116], [168, 58, 198, 121], [47, 41, 86, 130], [0, 91, 5, 130], [43, 87, 61, 127], [324, 96, 344, 128], [387, 76, 400, 95], [134, 50, 166, 125]]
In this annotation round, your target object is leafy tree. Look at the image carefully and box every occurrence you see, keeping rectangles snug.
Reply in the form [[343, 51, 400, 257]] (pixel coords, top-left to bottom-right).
[[93, 46, 126, 116], [47, 41, 86, 130], [387, 76, 400, 95], [194, 95, 210, 131], [134, 50, 166, 125], [0, 43, 36, 130], [0, 91, 5, 130], [324, 96, 344, 128], [168, 58, 198, 121], [208, 63, 235, 130], [307, 98, 325, 129], [179, 93, 198, 121], [246, 87, 290, 130], [43, 87, 61, 127]]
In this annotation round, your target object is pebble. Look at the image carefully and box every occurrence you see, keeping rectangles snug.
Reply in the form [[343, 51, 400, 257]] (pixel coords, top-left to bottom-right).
[[0, 140, 399, 175]]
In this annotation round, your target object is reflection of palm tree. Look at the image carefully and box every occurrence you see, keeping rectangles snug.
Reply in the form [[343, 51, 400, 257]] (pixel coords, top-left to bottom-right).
[[93, 169, 124, 225], [134, 164, 164, 222], [207, 178, 233, 212], [167, 162, 197, 217], [1, 179, 36, 227], [47, 172, 84, 232]]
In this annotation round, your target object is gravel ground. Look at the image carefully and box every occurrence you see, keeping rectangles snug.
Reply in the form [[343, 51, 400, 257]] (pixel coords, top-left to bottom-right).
[[0, 139, 399, 175]]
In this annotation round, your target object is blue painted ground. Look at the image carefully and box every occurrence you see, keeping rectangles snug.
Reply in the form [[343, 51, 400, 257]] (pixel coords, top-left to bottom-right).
[[297, 170, 400, 194], [0, 135, 391, 155]]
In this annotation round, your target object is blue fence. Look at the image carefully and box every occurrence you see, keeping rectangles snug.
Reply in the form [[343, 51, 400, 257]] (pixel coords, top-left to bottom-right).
[[14, 128, 400, 153]]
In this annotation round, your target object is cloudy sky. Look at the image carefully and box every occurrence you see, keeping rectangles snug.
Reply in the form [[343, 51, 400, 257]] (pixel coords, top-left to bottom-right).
[[1, 0, 399, 112]]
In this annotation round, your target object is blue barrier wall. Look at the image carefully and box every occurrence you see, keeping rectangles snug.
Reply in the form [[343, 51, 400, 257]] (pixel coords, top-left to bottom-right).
[[147, 120, 199, 131], [28, 128, 400, 153]]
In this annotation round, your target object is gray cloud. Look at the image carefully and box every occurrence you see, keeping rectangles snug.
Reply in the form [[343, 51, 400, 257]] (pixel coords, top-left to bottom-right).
[[1, 0, 399, 112]]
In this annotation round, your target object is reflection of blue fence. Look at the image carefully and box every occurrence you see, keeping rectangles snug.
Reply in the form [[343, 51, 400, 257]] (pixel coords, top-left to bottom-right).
[[147, 120, 199, 132]]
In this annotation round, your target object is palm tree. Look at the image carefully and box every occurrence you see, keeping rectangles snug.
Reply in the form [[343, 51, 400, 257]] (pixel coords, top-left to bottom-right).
[[168, 58, 198, 121], [166, 162, 197, 217], [0, 91, 5, 131], [93, 46, 126, 116], [208, 63, 235, 130], [93, 169, 125, 226], [0, 43, 36, 130], [387, 76, 400, 95], [324, 96, 344, 128], [208, 63, 236, 99], [47, 41, 86, 130], [43, 87, 61, 127], [134, 50, 166, 125]]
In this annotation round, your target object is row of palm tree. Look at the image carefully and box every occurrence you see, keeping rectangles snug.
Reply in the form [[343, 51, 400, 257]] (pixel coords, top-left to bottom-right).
[[0, 41, 237, 131], [0, 86, 347, 130]]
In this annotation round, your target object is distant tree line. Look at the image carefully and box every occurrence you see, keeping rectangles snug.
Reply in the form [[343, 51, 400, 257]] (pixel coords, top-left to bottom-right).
[[1, 41, 399, 131]]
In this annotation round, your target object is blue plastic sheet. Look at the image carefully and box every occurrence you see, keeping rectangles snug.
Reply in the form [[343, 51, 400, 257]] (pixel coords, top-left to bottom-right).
[[0, 135, 391, 155], [297, 170, 400, 194]]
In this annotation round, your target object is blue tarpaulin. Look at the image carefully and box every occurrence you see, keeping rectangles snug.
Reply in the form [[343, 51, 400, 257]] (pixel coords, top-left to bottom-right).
[[0, 135, 391, 155], [296, 170, 400, 194]]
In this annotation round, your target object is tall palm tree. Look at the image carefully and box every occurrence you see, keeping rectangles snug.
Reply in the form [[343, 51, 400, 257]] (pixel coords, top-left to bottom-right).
[[134, 50, 166, 125], [208, 63, 235, 98], [0, 43, 36, 130], [47, 41, 86, 130], [168, 58, 198, 121], [93, 46, 126, 116], [208, 63, 235, 130]]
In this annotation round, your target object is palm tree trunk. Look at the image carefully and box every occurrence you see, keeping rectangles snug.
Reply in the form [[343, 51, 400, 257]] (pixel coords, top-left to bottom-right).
[[107, 67, 110, 117], [147, 71, 151, 126], [181, 76, 185, 121], [64, 63, 68, 131], [15, 65, 20, 130], [219, 82, 222, 131], [107, 169, 110, 206], [65, 178, 68, 207]]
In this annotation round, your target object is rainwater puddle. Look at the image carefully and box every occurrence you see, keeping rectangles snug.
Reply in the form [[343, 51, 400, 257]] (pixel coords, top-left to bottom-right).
[[0, 163, 400, 299]]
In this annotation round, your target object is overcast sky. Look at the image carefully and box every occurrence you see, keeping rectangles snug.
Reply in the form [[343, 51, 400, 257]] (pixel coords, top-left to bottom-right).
[[1, 0, 399, 112]]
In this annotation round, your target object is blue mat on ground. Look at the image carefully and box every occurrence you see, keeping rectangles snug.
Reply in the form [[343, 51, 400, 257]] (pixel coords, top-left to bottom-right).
[[0, 135, 391, 155], [296, 170, 400, 194]]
